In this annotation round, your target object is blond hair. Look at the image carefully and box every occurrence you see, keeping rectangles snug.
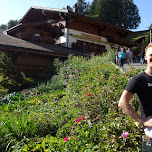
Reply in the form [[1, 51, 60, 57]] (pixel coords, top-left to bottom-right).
[[145, 42, 152, 53]]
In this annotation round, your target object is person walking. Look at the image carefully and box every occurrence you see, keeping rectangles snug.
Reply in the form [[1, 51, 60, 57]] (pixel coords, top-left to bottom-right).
[[118, 42, 152, 151], [115, 49, 119, 65], [118, 48, 125, 68], [126, 48, 133, 65]]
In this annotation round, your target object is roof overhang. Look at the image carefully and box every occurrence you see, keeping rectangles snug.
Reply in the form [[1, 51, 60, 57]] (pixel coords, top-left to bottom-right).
[[108, 36, 141, 47], [6, 21, 64, 37], [18, 6, 68, 24], [0, 31, 87, 58], [67, 11, 135, 36], [18, 6, 135, 36]]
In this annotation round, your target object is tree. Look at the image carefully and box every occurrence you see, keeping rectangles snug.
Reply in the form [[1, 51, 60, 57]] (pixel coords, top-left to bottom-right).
[[148, 24, 152, 30], [88, 0, 141, 30], [88, 0, 98, 18], [0, 50, 17, 78], [0, 24, 7, 30], [75, 0, 90, 16], [7, 20, 18, 29], [0, 50, 34, 92], [142, 33, 150, 50]]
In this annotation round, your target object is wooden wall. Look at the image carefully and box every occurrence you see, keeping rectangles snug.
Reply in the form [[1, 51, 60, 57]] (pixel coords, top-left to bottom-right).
[[17, 52, 53, 76], [0, 48, 53, 76], [69, 18, 121, 38], [69, 19, 98, 35], [21, 27, 35, 40]]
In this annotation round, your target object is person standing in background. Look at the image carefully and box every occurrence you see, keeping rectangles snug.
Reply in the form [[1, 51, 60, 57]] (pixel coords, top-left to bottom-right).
[[118, 48, 126, 68], [140, 50, 145, 64], [126, 48, 133, 65], [115, 49, 119, 65]]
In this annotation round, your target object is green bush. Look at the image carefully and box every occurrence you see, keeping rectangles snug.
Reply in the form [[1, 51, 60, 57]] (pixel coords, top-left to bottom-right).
[[0, 50, 34, 94], [0, 50, 145, 151], [21, 117, 142, 152]]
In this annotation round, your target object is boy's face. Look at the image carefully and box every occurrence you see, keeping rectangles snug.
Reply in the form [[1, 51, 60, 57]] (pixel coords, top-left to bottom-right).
[[145, 47, 152, 66]]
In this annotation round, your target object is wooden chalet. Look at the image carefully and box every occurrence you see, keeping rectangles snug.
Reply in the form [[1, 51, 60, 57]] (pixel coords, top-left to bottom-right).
[[0, 6, 140, 76]]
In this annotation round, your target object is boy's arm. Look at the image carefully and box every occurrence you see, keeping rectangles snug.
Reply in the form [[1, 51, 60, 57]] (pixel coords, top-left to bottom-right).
[[119, 90, 152, 127]]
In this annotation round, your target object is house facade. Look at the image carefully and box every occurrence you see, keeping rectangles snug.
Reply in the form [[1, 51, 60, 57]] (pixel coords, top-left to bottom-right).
[[0, 6, 140, 76]]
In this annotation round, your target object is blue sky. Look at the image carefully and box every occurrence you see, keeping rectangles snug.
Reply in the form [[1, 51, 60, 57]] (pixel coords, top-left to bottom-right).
[[0, 0, 151, 32]]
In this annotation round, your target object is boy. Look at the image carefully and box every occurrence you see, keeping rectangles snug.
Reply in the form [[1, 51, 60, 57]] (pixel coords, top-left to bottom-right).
[[119, 42, 152, 151]]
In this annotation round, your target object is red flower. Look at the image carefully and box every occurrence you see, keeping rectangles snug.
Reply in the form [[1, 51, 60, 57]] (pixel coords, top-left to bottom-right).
[[64, 136, 68, 142], [82, 116, 85, 120], [88, 86, 91, 87], [87, 93, 91, 96], [77, 118, 81, 123]]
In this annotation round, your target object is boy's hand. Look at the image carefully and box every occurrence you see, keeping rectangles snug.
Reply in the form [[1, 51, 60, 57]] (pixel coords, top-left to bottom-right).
[[144, 116, 152, 127]]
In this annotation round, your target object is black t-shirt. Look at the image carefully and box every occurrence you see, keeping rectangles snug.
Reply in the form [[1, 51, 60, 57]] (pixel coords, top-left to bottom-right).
[[125, 72, 152, 118]]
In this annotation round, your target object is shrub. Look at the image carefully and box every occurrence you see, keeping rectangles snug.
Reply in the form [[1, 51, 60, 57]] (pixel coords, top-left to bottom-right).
[[0, 50, 34, 94], [0, 49, 144, 151]]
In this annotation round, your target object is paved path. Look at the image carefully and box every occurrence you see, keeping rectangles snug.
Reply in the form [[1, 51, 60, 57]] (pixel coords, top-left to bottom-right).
[[123, 62, 147, 71]]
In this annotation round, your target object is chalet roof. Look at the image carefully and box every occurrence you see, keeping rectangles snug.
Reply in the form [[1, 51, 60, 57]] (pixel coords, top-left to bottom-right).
[[18, 6, 134, 36], [0, 31, 86, 57], [18, 6, 68, 24], [68, 12, 134, 36], [109, 36, 141, 47], [6, 22, 64, 36], [29, 6, 68, 13], [19, 6, 68, 24]]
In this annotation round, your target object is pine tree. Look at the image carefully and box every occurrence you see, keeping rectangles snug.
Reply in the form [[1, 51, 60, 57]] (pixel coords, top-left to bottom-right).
[[0, 50, 17, 78], [75, 0, 89, 16]]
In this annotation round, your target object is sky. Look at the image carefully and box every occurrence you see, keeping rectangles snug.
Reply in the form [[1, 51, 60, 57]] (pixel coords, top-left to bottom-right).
[[0, 0, 151, 32]]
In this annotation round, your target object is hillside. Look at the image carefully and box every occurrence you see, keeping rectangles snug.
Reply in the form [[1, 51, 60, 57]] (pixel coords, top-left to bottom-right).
[[0, 51, 144, 151]]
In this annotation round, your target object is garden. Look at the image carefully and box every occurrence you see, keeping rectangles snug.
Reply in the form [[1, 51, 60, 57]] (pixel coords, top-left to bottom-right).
[[0, 49, 145, 151]]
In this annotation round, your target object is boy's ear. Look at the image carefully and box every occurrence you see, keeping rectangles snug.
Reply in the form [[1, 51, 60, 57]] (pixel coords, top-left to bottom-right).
[[145, 55, 147, 61]]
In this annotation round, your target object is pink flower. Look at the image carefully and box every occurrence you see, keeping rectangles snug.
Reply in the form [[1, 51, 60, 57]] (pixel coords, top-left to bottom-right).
[[64, 82, 67, 85], [75, 70, 78, 73], [73, 74, 75, 77], [77, 118, 81, 123], [64, 136, 68, 142], [146, 136, 151, 140], [87, 93, 91, 96], [69, 75, 73, 78], [82, 116, 85, 120], [88, 86, 91, 87], [122, 130, 129, 138]]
